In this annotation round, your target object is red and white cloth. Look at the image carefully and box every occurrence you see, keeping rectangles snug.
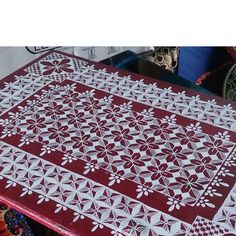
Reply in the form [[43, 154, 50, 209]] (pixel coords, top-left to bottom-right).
[[0, 50, 236, 236]]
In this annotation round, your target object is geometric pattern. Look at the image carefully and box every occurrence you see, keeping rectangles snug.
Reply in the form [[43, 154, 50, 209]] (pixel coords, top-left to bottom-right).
[[214, 183, 236, 233], [0, 50, 236, 236], [186, 217, 229, 236], [0, 141, 191, 236], [72, 65, 236, 131], [25, 51, 88, 81], [1, 82, 234, 207], [0, 73, 51, 115]]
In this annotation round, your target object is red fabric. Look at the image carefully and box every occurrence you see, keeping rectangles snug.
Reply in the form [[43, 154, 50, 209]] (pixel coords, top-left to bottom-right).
[[196, 61, 234, 86], [226, 47, 236, 60], [0, 50, 236, 236]]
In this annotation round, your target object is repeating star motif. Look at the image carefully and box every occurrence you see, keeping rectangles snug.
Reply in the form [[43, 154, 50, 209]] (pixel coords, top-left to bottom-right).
[[154, 214, 177, 233], [212, 183, 236, 233], [0, 51, 236, 236], [0, 141, 192, 235], [73, 65, 236, 131], [1, 81, 235, 208], [216, 210, 236, 230]]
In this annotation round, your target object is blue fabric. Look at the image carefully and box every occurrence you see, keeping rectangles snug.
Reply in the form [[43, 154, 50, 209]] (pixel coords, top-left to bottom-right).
[[177, 47, 214, 82], [177, 47, 230, 82]]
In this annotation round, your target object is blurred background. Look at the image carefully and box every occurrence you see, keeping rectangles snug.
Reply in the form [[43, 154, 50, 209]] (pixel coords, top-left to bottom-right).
[[0, 46, 235, 101]]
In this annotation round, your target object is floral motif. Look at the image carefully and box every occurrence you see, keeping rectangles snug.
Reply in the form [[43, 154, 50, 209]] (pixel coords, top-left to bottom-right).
[[136, 185, 154, 198], [186, 122, 202, 132], [196, 196, 215, 208], [214, 131, 230, 141], [55, 203, 68, 213], [211, 176, 229, 187], [91, 221, 104, 232], [175, 171, 206, 197], [222, 103, 232, 110], [62, 92, 80, 105], [175, 129, 203, 149], [150, 122, 177, 139], [185, 154, 220, 178], [141, 108, 154, 116], [136, 134, 165, 156], [83, 163, 99, 175], [9, 112, 21, 119], [24, 114, 46, 131], [5, 180, 17, 188], [81, 89, 95, 97], [18, 136, 34, 147], [191, 95, 201, 102], [103, 106, 123, 122], [0, 128, 16, 138], [163, 87, 172, 92], [224, 158, 236, 167], [167, 197, 185, 212], [88, 118, 113, 136], [82, 99, 101, 112], [146, 162, 172, 181], [40, 59, 74, 75], [99, 95, 113, 103], [48, 125, 70, 141], [95, 141, 118, 160], [125, 113, 147, 130], [217, 167, 234, 177], [44, 102, 65, 118], [111, 127, 133, 145], [119, 150, 150, 173], [204, 186, 222, 197], [208, 98, 218, 105], [71, 131, 93, 152], [62, 83, 77, 91], [40, 145, 56, 156], [20, 187, 33, 197], [61, 154, 78, 166], [202, 137, 233, 159], [111, 230, 123, 236], [0, 118, 11, 126], [66, 110, 86, 128], [161, 114, 177, 123], [73, 212, 85, 222], [37, 195, 49, 204], [108, 174, 125, 186], [120, 101, 132, 109], [158, 143, 189, 166]]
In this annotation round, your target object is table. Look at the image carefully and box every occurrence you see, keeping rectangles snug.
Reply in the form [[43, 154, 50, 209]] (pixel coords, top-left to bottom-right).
[[0, 50, 236, 236]]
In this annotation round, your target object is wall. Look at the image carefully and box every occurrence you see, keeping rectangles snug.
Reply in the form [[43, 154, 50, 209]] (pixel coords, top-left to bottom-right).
[[0, 47, 147, 79]]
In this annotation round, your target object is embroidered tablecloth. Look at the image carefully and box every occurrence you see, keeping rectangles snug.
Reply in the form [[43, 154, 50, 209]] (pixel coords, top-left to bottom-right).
[[0, 50, 236, 236]]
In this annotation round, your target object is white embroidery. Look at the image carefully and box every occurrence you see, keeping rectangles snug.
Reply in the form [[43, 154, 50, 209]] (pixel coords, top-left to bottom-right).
[[0, 141, 190, 235], [72, 66, 236, 131]]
